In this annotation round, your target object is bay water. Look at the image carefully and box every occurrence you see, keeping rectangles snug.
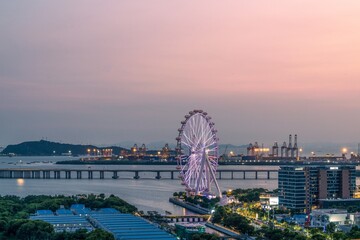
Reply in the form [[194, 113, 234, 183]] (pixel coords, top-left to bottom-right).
[[0, 156, 278, 214]]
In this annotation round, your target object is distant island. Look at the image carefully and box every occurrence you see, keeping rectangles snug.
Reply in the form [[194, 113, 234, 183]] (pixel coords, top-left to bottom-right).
[[0, 140, 178, 162], [0, 140, 128, 156]]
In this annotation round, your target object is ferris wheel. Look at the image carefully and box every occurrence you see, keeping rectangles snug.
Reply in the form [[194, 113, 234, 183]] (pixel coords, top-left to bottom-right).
[[176, 109, 222, 197]]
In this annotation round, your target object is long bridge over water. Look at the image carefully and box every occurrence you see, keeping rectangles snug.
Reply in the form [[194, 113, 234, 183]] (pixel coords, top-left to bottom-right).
[[0, 168, 278, 180]]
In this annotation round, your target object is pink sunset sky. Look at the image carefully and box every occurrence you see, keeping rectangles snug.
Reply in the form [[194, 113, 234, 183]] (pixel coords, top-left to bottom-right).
[[0, 1, 360, 148]]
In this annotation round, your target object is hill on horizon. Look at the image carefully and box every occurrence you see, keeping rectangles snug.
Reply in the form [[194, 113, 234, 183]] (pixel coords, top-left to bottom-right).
[[1, 140, 128, 156]]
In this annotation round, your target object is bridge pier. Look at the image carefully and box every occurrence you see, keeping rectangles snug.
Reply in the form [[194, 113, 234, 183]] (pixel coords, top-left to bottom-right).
[[14, 171, 23, 178], [134, 171, 139, 179], [43, 171, 50, 179], [267, 171, 270, 179], [100, 171, 105, 179], [65, 171, 71, 179], [24, 171, 31, 179], [155, 171, 161, 179], [243, 172, 246, 179], [112, 171, 118, 179], [231, 171, 234, 180], [31, 171, 40, 179], [54, 171, 61, 179], [76, 171, 82, 179], [88, 171, 93, 179], [219, 171, 222, 180], [255, 171, 258, 179], [171, 171, 174, 179], [0, 170, 11, 178]]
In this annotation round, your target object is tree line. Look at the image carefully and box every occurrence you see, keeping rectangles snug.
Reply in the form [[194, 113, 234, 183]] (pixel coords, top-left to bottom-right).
[[0, 194, 137, 240]]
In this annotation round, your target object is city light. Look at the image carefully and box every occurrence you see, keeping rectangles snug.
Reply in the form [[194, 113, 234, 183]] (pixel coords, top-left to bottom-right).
[[17, 179, 25, 186], [254, 148, 270, 152]]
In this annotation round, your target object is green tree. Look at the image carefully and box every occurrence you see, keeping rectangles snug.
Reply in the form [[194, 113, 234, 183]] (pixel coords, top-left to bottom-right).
[[223, 213, 254, 235], [85, 229, 115, 240], [294, 234, 307, 240], [0, 220, 6, 232], [332, 232, 348, 240], [5, 219, 29, 236], [190, 233, 219, 240], [312, 233, 326, 240], [326, 222, 336, 234], [16, 220, 54, 240], [263, 228, 284, 240], [212, 206, 226, 224], [349, 226, 360, 239]]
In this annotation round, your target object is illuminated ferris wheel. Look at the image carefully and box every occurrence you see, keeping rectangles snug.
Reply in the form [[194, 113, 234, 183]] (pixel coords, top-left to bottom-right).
[[176, 110, 222, 197]]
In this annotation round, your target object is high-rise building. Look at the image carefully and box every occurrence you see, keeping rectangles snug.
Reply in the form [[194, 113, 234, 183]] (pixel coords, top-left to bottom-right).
[[278, 164, 356, 211]]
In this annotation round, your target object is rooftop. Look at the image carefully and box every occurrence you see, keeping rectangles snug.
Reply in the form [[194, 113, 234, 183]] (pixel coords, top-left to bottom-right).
[[311, 209, 348, 215], [36, 210, 54, 216], [56, 209, 74, 215], [90, 213, 176, 240]]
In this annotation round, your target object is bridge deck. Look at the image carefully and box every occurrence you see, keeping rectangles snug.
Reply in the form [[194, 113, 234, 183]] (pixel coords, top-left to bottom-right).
[[0, 168, 278, 180]]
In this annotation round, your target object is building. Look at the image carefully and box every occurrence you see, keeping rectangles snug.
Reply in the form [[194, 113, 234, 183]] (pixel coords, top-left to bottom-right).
[[311, 209, 348, 227], [260, 192, 279, 208], [56, 209, 73, 215], [175, 223, 206, 240], [319, 198, 360, 209], [31, 207, 122, 233], [349, 213, 360, 226], [36, 210, 53, 216], [30, 214, 93, 232], [70, 204, 92, 216], [89, 213, 176, 240], [278, 164, 356, 211]]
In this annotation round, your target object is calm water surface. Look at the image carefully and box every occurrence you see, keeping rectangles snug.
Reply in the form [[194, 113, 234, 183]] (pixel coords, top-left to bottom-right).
[[0, 156, 278, 214]]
